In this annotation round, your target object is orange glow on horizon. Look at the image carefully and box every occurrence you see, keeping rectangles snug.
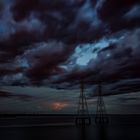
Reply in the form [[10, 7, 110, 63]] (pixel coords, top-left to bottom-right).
[[50, 102, 69, 111]]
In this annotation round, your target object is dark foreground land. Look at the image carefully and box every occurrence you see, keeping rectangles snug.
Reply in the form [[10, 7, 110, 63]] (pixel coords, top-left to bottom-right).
[[0, 115, 140, 140]]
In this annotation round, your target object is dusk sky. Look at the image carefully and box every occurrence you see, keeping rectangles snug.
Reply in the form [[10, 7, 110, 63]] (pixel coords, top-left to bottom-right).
[[0, 0, 140, 114]]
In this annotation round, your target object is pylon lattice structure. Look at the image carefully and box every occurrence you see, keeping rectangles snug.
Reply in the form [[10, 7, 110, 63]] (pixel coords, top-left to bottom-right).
[[75, 81, 91, 125], [95, 83, 109, 124]]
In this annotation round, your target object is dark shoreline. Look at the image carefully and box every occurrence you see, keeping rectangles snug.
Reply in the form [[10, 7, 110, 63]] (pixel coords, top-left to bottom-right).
[[1, 114, 140, 116], [1, 114, 140, 126]]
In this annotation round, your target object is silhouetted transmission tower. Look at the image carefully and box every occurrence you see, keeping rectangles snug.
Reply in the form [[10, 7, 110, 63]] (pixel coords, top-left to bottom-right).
[[95, 83, 109, 124], [75, 80, 91, 125]]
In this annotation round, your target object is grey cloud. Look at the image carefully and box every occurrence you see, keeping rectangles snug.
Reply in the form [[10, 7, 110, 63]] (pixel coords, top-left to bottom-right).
[[0, 0, 140, 97]]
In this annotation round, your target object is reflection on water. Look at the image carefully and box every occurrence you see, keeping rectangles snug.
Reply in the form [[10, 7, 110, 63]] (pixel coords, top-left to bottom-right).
[[97, 125, 108, 140], [78, 125, 86, 140], [77, 123, 108, 140]]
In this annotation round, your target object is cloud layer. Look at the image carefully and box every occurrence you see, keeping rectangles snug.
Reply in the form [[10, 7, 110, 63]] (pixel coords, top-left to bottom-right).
[[0, 0, 140, 95]]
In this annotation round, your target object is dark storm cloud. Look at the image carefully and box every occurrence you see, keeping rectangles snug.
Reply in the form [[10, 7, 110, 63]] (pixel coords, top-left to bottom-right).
[[54, 28, 140, 91], [10, 0, 104, 44], [23, 42, 75, 84], [0, 1, 3, 11], [9, 0, 140, 44], [112, 81, 140, 95], [0, 0, 140, 96], [0, 29, 42, 63], [88, 79, 140, 97], [0, 67, 23, 76], [96, 0, 140, 32], [95, 29, 140, 83], [11, 0, 85, 21], [96, 0, 140, 21], [0, 90, 33, 101]]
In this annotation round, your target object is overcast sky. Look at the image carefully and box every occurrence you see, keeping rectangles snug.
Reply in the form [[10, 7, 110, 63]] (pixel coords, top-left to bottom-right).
[[0, 0, 140, 114]]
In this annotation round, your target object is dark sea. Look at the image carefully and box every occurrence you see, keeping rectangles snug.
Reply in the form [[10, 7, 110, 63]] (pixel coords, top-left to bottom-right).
[[0, 115, 140, 140]]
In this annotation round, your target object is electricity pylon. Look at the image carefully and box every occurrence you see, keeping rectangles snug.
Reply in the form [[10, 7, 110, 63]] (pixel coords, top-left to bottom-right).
[[75, 80, 91, 125], [95, 83, 109, 124]]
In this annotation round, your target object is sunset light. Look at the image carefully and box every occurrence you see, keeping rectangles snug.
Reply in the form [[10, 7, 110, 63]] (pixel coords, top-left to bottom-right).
[[50, 102, 69, 111]]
